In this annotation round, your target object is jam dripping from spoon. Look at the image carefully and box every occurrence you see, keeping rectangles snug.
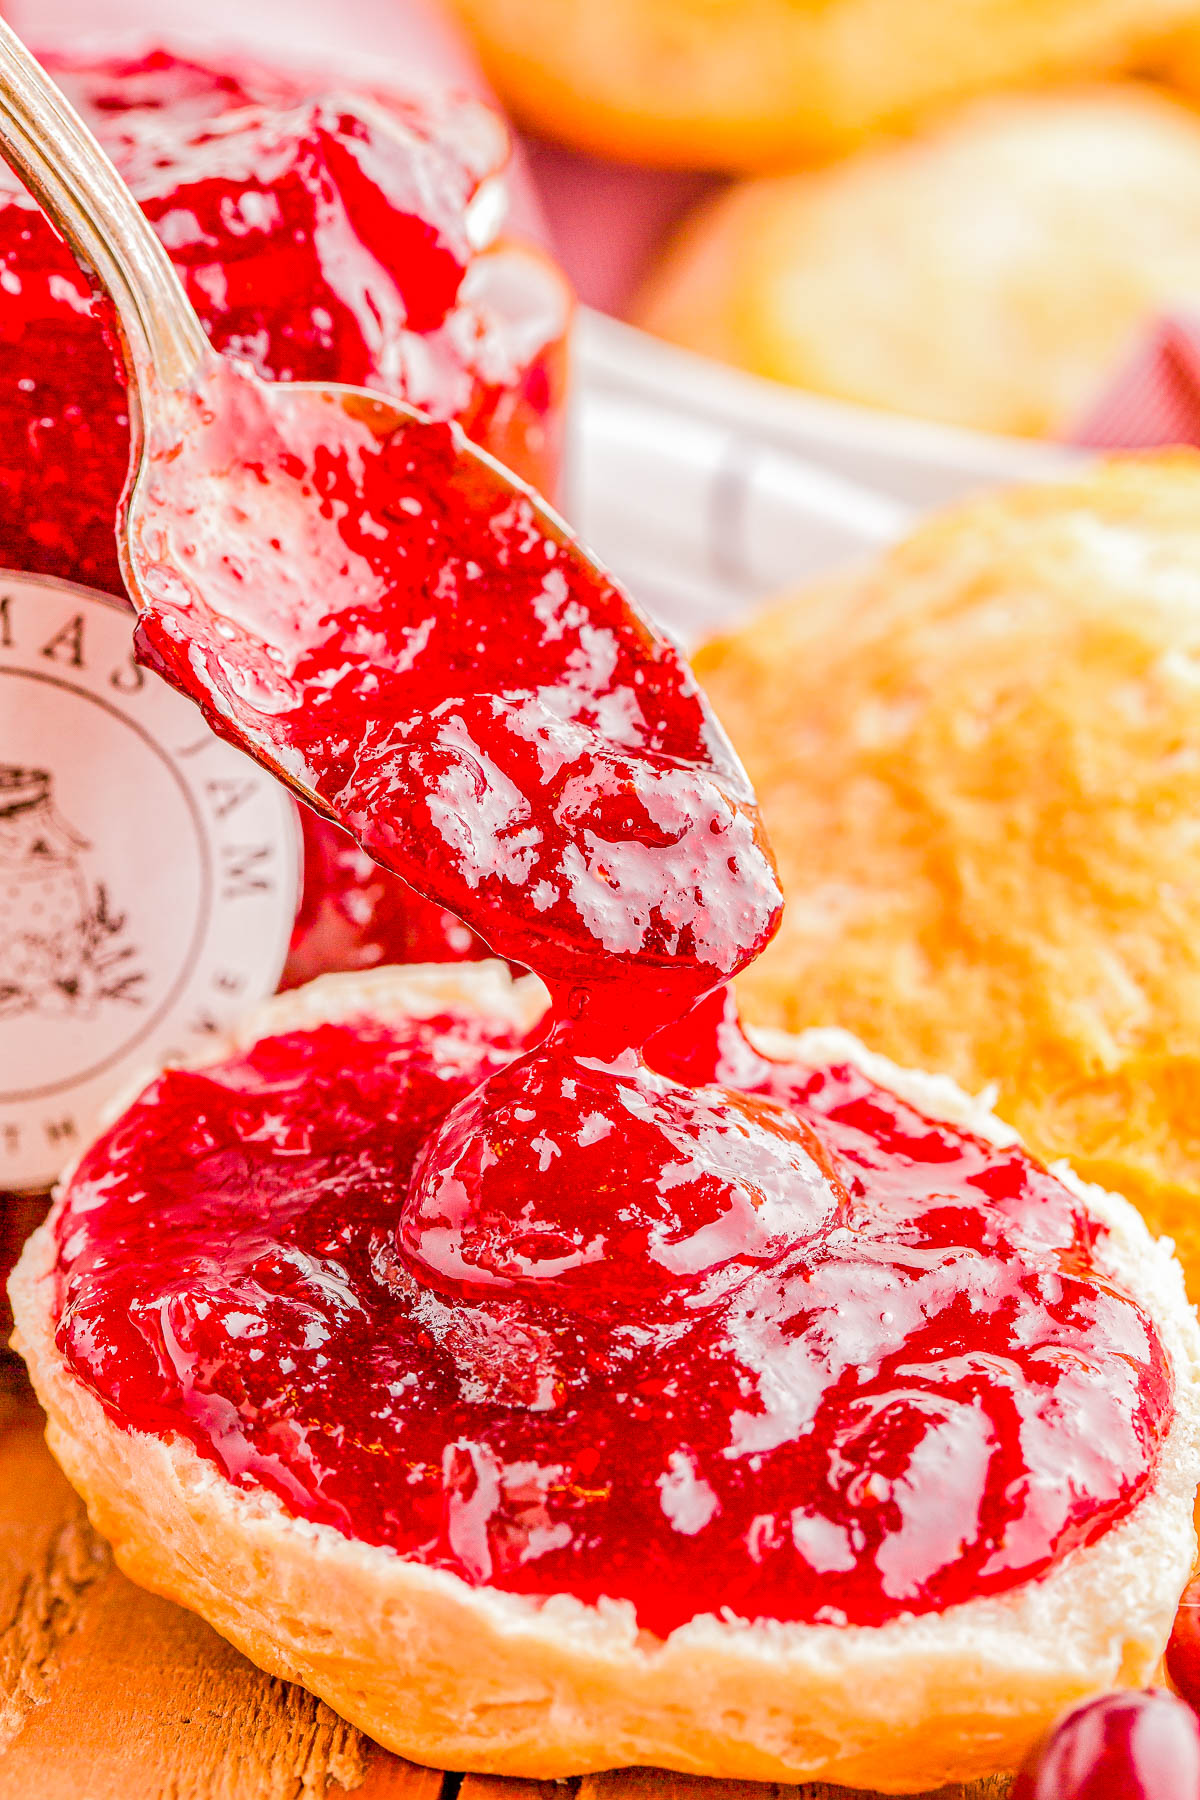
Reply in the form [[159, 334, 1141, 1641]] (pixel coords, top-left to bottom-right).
[[0, 20, 801, 1302], [6, 25, 1179, 1647]]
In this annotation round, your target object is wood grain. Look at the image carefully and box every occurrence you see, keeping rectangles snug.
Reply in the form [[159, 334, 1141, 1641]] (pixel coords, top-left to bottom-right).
[[0, 1383, 110, 1753], [0, 1380, 444, 1800], [0, 1376, 1010, 1800]]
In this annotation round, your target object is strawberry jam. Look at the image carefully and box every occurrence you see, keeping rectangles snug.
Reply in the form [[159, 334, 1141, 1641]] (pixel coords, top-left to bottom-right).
[[30, 80, 1173, 1635], [51, 986, 1171, 1635], [0, 46, 567, 985]]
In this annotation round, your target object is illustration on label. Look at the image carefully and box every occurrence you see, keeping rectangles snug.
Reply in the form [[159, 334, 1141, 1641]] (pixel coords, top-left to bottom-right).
[[0, 575, 301, 1192], [0, 764, 145, 1018]]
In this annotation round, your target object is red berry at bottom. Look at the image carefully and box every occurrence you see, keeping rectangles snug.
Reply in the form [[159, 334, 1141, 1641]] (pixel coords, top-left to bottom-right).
[[1012, 1690, 1200, 1799], [1168, 1574, 1200, 1713]]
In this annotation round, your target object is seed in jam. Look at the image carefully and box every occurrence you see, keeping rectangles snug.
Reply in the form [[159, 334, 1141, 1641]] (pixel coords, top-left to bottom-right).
[[1011, 1691, 1200, 1800]]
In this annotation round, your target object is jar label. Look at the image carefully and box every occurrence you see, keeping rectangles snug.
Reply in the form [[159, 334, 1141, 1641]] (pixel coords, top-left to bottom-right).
[[0, 573, 301, 1190]]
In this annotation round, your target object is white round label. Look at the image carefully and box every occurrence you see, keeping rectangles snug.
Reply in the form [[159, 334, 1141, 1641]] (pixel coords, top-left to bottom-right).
[[0, 572, 301, 1191]]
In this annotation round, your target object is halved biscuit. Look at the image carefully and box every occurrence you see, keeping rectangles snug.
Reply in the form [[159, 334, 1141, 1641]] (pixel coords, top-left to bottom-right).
[[10, 962, 1200, 1790]]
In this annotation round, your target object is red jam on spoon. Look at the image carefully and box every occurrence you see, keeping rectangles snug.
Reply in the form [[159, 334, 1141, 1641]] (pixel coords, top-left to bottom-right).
[[123, 355, 795, 1297], [125, 367, 780, 1008]]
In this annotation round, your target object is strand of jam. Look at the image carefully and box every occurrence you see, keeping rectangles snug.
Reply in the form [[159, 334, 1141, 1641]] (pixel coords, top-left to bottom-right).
[[50, 985, 1171, 1636]]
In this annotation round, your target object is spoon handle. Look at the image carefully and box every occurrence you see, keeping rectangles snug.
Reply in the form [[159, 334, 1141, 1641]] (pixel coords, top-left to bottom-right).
[[0, 20, 210, 400]]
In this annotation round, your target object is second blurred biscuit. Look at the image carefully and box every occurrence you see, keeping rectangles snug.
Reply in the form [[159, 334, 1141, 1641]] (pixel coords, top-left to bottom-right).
[[637, 85, 1200, 435]]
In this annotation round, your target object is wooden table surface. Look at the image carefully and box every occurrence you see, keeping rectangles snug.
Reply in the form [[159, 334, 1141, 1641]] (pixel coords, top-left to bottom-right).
[[0, 1352, 1010, 1800]]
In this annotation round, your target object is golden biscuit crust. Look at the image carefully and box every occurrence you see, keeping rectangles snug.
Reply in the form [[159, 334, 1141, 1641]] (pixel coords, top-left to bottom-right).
[[637, 85, 1200, 435], [696, 451, 1200, 1291], [448, 0, 1197, 169]]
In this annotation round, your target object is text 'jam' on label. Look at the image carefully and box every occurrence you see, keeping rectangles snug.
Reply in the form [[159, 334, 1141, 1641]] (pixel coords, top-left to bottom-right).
[[0, 572, 301, 1191]]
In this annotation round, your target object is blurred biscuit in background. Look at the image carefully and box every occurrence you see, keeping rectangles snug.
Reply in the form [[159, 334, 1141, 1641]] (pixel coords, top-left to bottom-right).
[[695, 452, 1200, 1291], [447, 0, 1200, 170], [637, 85, 1200, 436], [1156, 14, 1200, 98]]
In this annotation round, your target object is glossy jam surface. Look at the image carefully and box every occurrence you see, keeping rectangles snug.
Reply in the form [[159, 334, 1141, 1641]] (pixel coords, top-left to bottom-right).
[[53, 993, 1171, 1636], [1011, 1691, 1200, 1800]]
